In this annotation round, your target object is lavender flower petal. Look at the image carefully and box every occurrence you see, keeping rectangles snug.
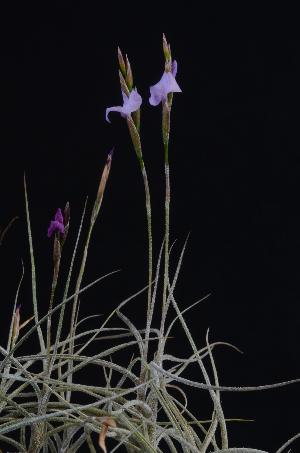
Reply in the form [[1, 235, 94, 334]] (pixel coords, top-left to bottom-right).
[[105, 106, 126, 123], [48, 208, 65, 238], [55, 208, 64, 224], [124, 89, 142, 113], [106, 88, 142, 123], [149, 60, 182, 106], [47, 221, 64, 238]]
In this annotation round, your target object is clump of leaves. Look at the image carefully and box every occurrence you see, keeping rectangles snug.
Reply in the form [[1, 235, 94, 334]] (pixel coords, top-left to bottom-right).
[[1, 35, 299, 453]]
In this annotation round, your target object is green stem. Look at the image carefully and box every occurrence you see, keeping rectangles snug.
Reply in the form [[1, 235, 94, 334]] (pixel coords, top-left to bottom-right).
[[147, 102, 171, 446], [126, 118, 153, 338], [163, 157, 170, 315], [139, 159, 153, 403], [158, 101, 171, 364], [140, 161, 153, 352], [126, 117, 153, 399]]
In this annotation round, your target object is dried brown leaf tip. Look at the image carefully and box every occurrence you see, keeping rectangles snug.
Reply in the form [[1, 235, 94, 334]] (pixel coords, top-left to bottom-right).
[[98, 416, 116, 453], [12, 305, 34, 344], [12, 305, 21, 342]]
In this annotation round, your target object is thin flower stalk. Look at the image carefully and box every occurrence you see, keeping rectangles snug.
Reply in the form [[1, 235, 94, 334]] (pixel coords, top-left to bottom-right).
[[118, 110, 154, 410], [126, 98, 153, 404], [25, 225, 75, 441], [107, 49, 153, 389], [50, 199, 86, 381], [126, 115, 153, 333], [149, 34, 182, 366], [46, 208, 66, 373], [161, 40, 173, 358]]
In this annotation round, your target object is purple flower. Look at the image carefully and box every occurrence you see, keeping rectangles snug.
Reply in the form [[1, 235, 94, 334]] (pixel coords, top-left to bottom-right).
[[47, 208, 65, 238], [106, 88, 142, 123], [149, 60, 182, 106]]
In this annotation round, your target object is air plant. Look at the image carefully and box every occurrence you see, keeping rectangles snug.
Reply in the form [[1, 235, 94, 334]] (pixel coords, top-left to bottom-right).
[[0, 35, 299, 453]]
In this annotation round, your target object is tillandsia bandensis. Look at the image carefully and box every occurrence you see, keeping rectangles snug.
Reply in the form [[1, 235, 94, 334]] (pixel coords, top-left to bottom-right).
[[0, 34, 299, 453]]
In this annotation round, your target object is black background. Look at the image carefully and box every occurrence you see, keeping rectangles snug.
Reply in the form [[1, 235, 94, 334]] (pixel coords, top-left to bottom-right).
[[1, 3, 300, 452]]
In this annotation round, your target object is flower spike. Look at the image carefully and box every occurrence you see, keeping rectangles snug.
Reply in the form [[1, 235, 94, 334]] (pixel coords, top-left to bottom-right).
[[163, 33, 171, 62]]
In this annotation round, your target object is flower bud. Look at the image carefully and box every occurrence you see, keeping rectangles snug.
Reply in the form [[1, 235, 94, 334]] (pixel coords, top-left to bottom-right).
[[11, 305, 34, 345]]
